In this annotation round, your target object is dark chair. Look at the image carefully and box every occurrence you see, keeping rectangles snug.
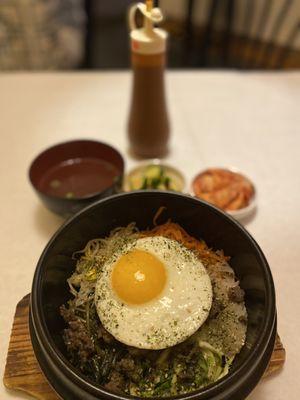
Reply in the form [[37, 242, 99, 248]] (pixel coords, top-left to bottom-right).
[[84, 0, 300, 69], [184, 0, 300, 69], [85, 0, 135, 68]]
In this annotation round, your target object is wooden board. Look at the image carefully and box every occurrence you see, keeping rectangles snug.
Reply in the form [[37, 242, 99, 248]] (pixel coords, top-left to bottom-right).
[[3, 295, 286, 400]]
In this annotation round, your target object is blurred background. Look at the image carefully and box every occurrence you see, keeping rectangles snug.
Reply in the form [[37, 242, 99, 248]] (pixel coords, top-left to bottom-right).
[[0, 0, 299, 71]]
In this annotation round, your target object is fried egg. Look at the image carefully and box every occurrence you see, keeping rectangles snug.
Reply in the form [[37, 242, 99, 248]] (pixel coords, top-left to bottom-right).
[[95, 236, 212, 350]]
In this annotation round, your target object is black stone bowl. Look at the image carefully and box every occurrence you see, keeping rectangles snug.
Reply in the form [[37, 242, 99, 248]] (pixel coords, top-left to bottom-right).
[[29, 140, 124, 218], [30, 191, 276, 400]]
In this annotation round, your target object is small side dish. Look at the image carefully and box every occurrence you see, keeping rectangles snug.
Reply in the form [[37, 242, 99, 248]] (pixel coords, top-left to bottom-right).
[[124, 162, 185, 192], [192, 168, 255, 212], [61, 221, 247, 397], [29, 140, 124, 217]]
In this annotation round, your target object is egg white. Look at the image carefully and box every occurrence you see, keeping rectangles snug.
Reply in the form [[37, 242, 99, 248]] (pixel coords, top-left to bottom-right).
[[95, 236, 212, 350]]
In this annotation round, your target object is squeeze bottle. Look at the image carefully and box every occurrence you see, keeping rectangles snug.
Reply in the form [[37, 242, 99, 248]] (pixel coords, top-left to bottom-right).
[[127, 0, 170, 158]]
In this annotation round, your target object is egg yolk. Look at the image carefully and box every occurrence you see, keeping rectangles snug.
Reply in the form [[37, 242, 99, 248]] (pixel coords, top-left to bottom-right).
[[111, 249, 167, 305]]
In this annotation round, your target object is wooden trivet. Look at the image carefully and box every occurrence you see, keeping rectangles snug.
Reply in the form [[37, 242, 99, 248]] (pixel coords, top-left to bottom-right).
[[3, 295, 286, 399]]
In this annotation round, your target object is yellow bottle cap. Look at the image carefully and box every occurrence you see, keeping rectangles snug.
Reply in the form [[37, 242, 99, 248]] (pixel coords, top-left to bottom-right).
[[129, 2, 168, 55]]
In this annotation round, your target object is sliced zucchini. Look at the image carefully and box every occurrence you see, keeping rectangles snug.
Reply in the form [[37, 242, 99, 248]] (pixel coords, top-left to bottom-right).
[[144, 165, 163, 180]]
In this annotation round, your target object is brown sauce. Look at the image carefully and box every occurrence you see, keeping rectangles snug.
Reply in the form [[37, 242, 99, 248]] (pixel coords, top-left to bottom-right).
[[39, 158, 120, 199], [128, 52, 170, 158]]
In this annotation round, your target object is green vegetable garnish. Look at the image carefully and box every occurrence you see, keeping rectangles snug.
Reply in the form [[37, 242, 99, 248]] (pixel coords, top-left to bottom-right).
[[131, 165, 176, 191], [50, 179, 61, 189], [144, 165, 163, 180]]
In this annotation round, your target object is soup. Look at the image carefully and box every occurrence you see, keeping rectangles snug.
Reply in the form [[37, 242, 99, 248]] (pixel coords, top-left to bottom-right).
[[39, 157, 120, 199]]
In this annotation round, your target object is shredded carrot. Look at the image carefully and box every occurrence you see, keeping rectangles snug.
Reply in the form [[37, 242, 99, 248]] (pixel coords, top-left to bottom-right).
[[141, 222, 229, 266]]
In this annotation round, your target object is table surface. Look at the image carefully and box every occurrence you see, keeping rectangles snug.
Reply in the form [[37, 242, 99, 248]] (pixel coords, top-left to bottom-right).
[[0, 71, 299, 399]]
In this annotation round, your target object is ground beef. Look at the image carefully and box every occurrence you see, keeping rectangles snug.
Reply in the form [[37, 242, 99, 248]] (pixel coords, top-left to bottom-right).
[[104, 371, 126, 394], [228, 285, 245, 303], [60, 306, 94, 363], [60, 304, 76, 323], [177, 370, 195, 383], [116, 357, 135, 373], [117, 357, 144, 383], [97, 324, 116, 344]]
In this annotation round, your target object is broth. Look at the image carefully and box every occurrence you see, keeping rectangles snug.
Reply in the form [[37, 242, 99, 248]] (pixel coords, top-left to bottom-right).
[[40, 157, 120, 199]]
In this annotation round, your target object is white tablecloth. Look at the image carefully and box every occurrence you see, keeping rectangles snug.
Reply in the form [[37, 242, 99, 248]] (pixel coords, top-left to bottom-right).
[[0, 71, 299, 399]]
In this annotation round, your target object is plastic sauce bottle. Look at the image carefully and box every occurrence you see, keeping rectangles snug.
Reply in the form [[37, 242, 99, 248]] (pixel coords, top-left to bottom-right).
[[127, 0, 170, 159]]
